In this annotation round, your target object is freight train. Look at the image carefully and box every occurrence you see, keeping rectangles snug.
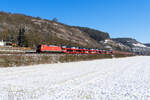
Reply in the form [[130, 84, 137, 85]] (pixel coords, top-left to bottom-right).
[[36, 44, 134, 55]]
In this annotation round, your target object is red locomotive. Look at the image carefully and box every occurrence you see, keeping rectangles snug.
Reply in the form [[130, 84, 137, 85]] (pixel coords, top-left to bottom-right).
[[36, 45, 62, 53]]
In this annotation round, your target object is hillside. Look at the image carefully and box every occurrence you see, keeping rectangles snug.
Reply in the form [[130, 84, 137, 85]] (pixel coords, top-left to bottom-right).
[[144, 43, 150, 47], [74, 27, 110, 41], [113, 38, 150, 55], [113, 38, 144, 47], [0, 12, 106, 48]]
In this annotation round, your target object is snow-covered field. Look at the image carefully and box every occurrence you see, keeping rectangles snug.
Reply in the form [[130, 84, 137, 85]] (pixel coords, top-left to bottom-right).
[[0, 56, 150, 100]]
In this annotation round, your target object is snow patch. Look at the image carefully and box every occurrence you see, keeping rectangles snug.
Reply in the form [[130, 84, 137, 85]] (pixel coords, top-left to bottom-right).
[[133, 43, 147, 47]]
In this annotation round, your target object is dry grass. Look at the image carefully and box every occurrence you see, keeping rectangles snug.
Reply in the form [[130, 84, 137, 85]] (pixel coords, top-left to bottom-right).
[[0, 54, 134, 67]]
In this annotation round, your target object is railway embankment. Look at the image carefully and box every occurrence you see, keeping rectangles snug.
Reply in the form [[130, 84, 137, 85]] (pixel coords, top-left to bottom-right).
[[0, 53, 134, 67]]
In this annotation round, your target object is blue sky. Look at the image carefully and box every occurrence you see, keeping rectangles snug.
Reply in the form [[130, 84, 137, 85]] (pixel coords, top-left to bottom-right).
[[0, 0, 150, 43]]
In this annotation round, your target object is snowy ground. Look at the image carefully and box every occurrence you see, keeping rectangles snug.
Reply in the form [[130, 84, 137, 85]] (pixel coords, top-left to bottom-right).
[[0, 56, 150, 100]]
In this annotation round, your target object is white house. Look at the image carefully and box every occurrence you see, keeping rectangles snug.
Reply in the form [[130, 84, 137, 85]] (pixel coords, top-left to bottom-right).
[[0, 40, 5, 46]]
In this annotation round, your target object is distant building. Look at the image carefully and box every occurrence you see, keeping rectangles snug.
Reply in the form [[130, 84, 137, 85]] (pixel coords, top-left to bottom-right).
[[0, 40, 6, 46]]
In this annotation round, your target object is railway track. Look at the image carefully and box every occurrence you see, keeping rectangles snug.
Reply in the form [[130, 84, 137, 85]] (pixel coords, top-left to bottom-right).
[[0, 52, 94, 57]]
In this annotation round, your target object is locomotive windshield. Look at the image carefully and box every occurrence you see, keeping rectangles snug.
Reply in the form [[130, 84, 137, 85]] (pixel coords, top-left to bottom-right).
[[36, 45, 42, 53]]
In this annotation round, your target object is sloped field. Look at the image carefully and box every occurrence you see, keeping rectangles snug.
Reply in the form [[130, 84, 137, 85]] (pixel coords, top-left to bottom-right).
[[0, 56, 149, 100]]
